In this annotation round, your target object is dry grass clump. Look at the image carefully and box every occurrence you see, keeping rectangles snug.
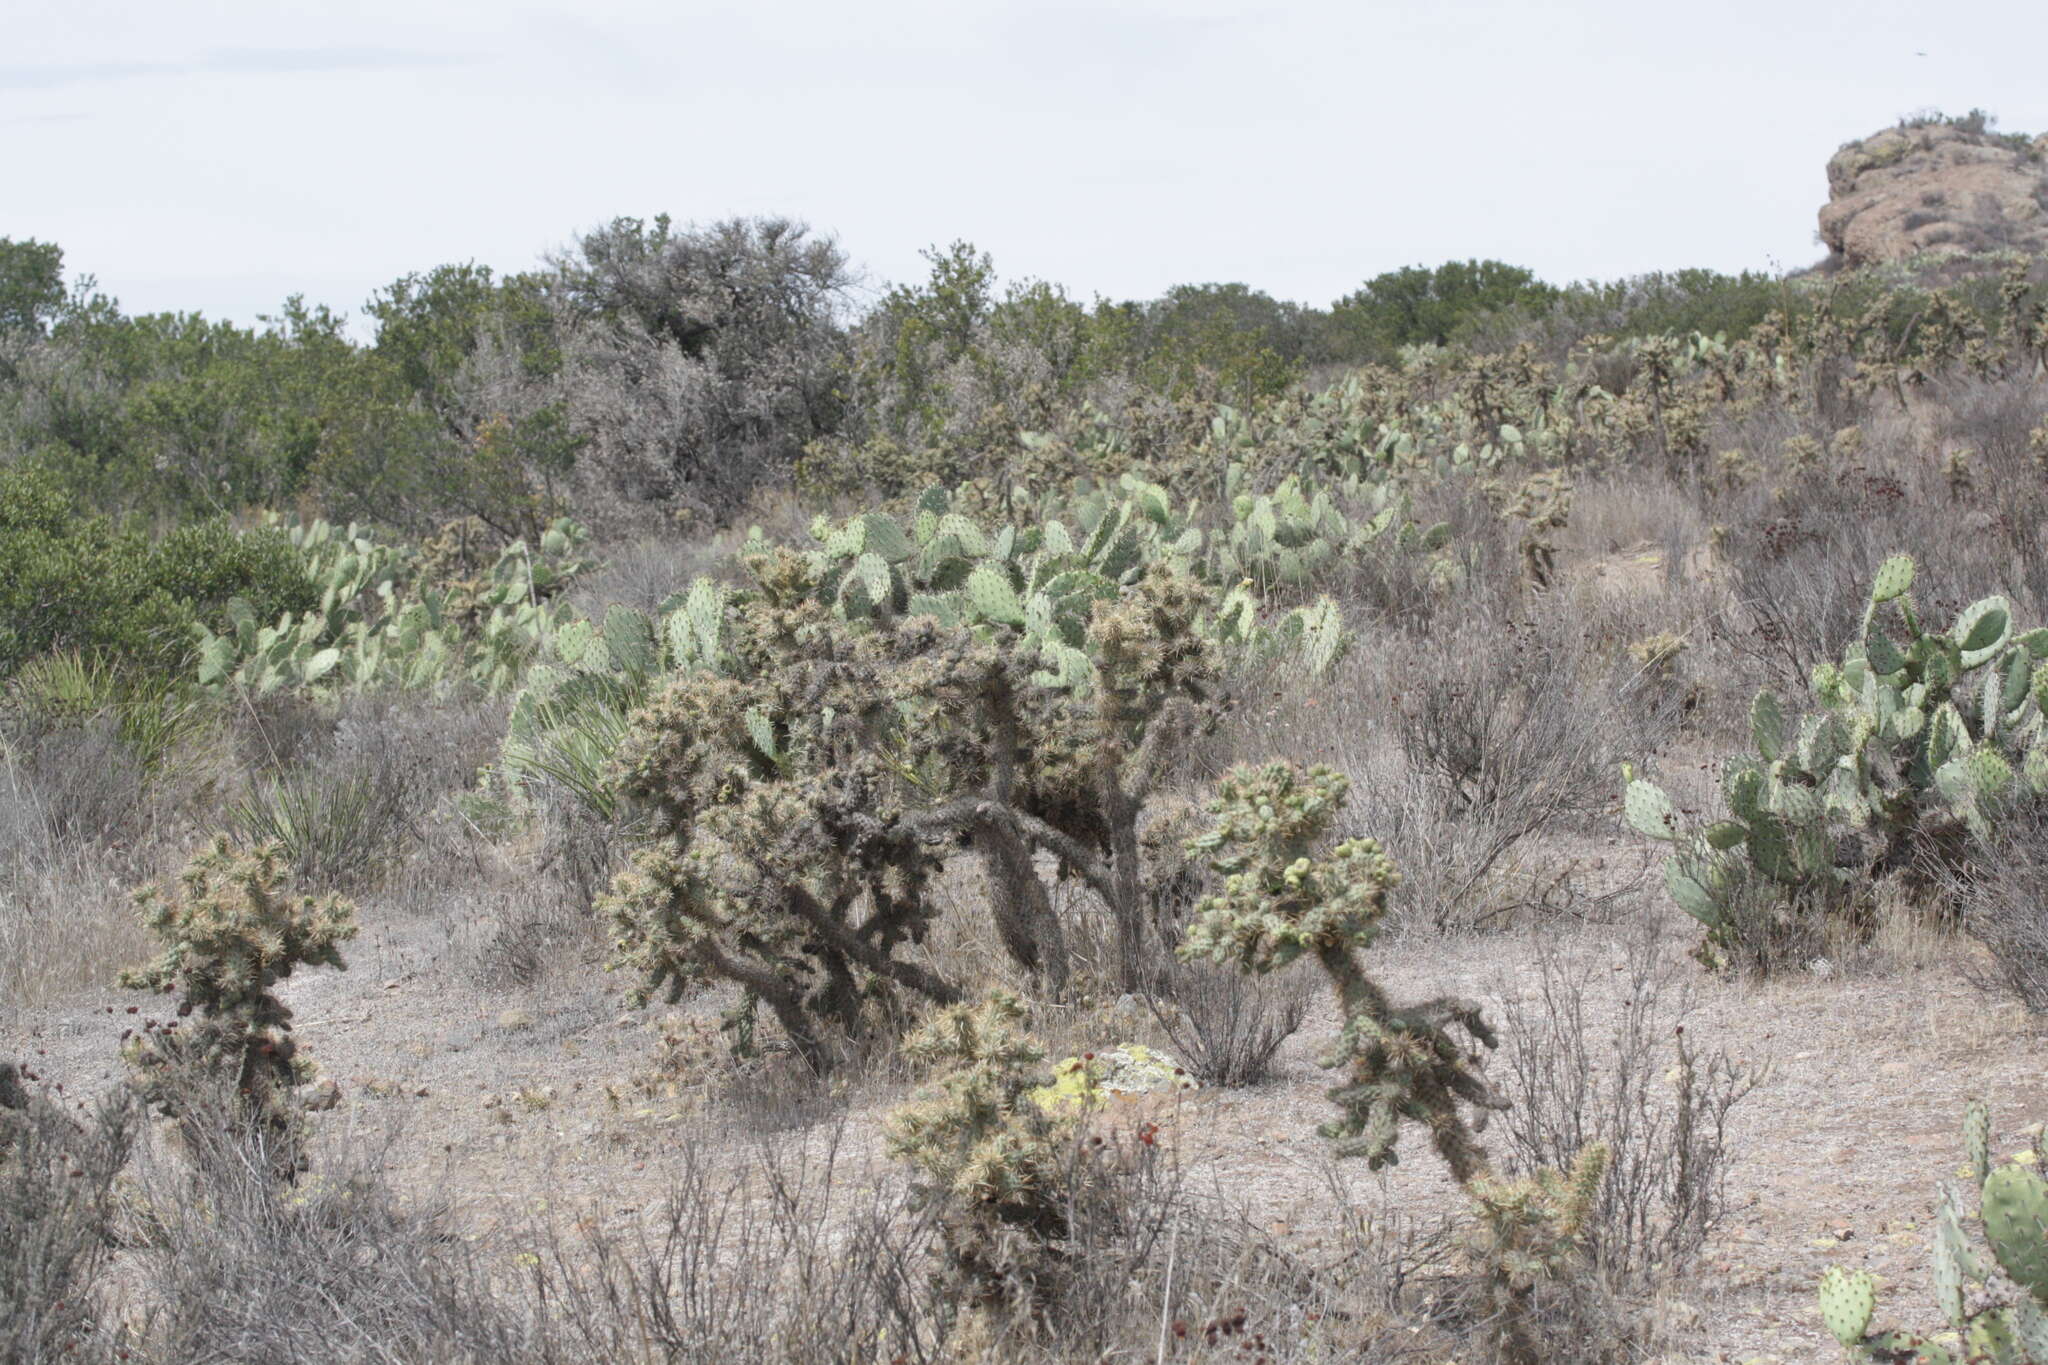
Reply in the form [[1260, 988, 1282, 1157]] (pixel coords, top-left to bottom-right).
[[1213, 601, 1669, 935], [123, 1089, 525, 1365], [0, 1063, 137, 1364], [1143, 956, 1311, 1087]]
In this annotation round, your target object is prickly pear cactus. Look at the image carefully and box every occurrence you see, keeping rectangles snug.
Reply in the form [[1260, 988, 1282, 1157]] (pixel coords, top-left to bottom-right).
[[1817, 1099, 2048, 1363], [1626, 555, 2048, 960]]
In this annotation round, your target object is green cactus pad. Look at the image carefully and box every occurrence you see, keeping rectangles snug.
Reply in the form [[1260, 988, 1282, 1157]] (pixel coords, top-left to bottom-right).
[[603, 604, 659, 678], [860, 513, 915, 564], [1773, 782, 1822, 827], [1867, 1331, 1956, 1364], [1623, 780, 1681, 841], [1745, 812, 1800, 882], [1933, 1187, 1972, 1328], [1664, 863, 1722, 926], [1983, 1164, 2048, 1301], [1751, 691, 1788, 761], [1818, 1265, 1877, 1346], [1725, 763, 1767, 822], [963, 564, 1025, 627], [1967, 1312, 2021, 1362], [1865, 631, 1907, 676], [1967, 747, 2016, 802], [1030, 640, 1093, 691], [905, 593, 961, 629], [1703, 820, 1749, 850], [1964, 1099, 1991, 1187], [1871, 554, 1916, 603], [742, 708, 778, 763], [933, 513, 989, 560], [1955, 596, 2014, 668], [845, 552, 893, 616], [553, 618, 600, 669], [2011, 1299, 2048, 1361]]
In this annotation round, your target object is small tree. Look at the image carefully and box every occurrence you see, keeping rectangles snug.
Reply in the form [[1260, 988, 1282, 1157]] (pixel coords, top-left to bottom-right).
[[0, 237, 65, 338]]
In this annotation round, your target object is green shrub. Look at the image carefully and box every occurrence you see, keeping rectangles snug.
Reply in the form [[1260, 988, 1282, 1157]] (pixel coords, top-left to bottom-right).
[[148, 517, 321, 627], [0, 469, 318, 681], [0, 468, 193, 676]]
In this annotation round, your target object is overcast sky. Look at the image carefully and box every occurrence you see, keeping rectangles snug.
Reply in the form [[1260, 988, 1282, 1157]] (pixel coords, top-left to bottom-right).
[[5, 0, 2046, 330]]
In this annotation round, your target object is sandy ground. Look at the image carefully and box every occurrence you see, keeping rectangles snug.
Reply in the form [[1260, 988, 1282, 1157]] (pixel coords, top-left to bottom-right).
[[6, 850, 2042, 1365]]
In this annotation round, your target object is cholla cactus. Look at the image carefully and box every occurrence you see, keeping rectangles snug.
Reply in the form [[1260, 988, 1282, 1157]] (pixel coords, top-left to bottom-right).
[[1181, 761, 1504, 1179], [1181, 761, 1607, 1365], [1503, 472, 1571, 589], [1818, 1100, 2048, 1364], [119, 836, 355, 1178], [603, 597, 963, 1071], [886, 994, 1110, 1340], [1468, 1145, 1612, 1363]]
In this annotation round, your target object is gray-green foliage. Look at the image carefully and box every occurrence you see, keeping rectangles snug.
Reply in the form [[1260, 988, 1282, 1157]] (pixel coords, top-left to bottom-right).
[[1627, 555, 2048, 961], [508, 475, 1357, 834], [193, 517, 593, 697], [801, 478, 1354, 684], [1215, 464, 1450, 597], [1819, 1100, 2048, 1364], [502, 580, 728, 821]]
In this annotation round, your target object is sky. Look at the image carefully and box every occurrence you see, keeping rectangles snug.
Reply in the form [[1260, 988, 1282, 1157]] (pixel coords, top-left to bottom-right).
[[5, 0, 2047, 331]]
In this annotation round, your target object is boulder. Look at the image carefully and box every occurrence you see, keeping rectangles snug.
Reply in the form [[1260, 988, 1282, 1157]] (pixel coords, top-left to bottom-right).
[[1819, 119, 2048, 268]]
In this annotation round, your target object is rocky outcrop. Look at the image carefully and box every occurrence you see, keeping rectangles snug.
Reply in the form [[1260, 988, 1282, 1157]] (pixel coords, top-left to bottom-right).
[[1819, 119, 2048, 268]]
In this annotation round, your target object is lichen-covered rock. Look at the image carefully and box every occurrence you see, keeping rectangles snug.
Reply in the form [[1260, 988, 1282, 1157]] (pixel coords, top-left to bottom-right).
[[1819, 117, 2048, 268], [1027, 1044, 1197, 1115]]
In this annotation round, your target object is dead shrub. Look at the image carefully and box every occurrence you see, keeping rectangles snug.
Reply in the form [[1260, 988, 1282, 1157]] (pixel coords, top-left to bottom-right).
[[1492, 915, 1763, 1282], [1937, 799, 2048, 1014], [1142, 957, 1309, 1087], [0, 1064, 137, 1364]]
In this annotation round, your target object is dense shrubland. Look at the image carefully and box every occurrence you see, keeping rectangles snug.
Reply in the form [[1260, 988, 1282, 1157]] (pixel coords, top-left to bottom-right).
[[5, 203, 2048, 1362]]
